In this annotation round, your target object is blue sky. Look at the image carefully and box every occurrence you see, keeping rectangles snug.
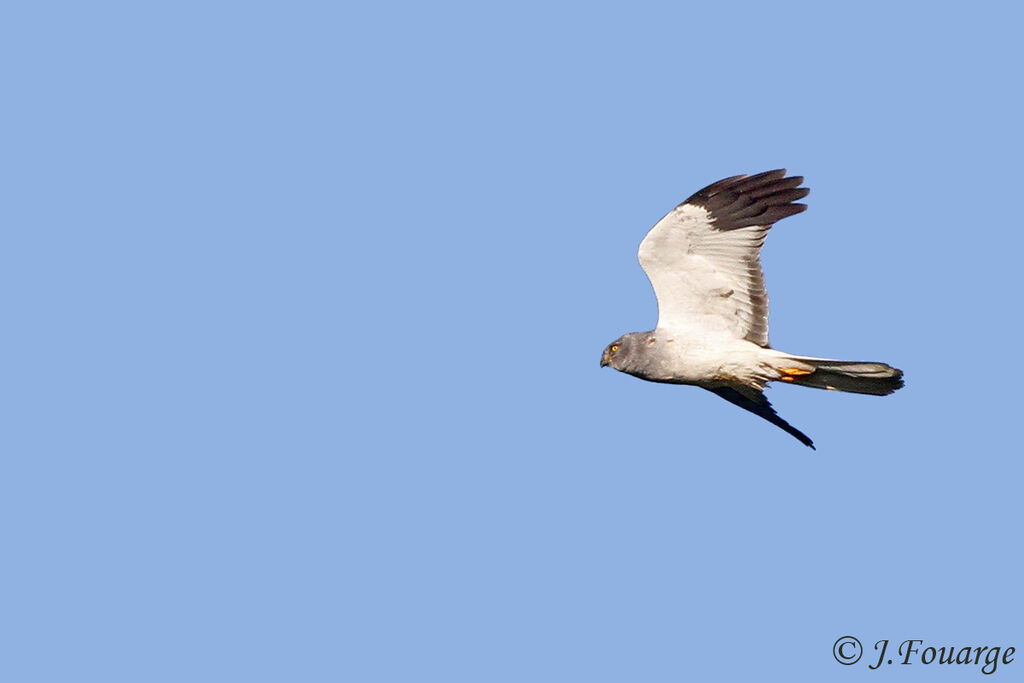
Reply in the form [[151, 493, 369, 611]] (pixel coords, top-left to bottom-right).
[[4, 2, 1022, 681]]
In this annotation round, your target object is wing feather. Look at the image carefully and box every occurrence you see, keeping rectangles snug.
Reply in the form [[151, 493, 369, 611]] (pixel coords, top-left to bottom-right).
[[706, 386, 815, 449], [637, 170, 809, 346]]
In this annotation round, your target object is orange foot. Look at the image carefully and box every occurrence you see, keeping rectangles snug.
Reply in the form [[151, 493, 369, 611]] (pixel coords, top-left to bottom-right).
[[779, 367, 814, 382]]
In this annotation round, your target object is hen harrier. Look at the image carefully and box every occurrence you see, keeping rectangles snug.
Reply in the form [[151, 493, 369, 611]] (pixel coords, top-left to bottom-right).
[[600, 170, 903, 448]]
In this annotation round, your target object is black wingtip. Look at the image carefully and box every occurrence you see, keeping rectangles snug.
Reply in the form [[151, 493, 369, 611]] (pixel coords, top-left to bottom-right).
[[706, 386, 815, 449], [684, 171, 810, 231], [785, 422, 816, 449]]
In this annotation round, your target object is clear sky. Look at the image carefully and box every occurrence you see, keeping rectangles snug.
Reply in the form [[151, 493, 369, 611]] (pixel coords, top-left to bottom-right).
[[4, 1, 1022, 681]]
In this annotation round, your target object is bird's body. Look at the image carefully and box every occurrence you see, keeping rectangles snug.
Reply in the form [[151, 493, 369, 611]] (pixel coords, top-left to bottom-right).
[[609, 331, 772, 387], [601, 170, 903, 448]]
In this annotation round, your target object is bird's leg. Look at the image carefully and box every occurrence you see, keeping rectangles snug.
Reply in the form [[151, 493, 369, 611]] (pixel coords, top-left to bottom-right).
[[778, 367, 814, 382]]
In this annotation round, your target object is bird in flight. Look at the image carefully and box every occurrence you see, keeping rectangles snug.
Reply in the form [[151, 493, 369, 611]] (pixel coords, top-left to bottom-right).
[[600, 170, 903, 449]]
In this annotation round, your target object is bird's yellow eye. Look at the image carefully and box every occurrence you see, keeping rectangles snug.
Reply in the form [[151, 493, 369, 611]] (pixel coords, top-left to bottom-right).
[[610, 344, 620, 353]]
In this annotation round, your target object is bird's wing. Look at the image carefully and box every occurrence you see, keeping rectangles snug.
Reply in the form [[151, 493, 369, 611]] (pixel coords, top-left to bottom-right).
[[706, 385, 815, 449], [637, 170, 808, 346]]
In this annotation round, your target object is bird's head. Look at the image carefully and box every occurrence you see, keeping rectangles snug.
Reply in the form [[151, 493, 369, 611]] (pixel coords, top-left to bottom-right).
[[600, 333, 641, 371]]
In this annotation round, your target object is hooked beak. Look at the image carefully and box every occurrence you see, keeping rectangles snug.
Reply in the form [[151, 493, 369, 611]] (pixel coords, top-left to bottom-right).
[[600, 351, 609, 368]]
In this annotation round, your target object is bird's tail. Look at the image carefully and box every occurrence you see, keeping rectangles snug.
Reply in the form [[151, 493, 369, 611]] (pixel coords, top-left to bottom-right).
[[773, 355, 904, 396]]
